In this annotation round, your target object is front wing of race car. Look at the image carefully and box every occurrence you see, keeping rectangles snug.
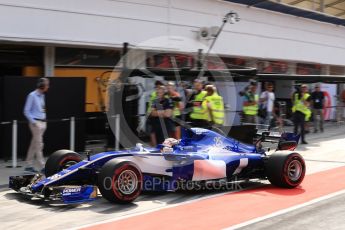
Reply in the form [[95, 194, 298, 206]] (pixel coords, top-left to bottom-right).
[[9, 174, 98, 204]]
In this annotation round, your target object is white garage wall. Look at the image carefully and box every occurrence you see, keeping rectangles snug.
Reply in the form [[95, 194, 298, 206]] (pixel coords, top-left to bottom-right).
[[0, 0, 344, 65]]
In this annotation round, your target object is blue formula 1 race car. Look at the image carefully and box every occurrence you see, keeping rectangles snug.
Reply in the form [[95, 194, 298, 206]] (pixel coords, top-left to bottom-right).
[[9, 128, 305, 204]]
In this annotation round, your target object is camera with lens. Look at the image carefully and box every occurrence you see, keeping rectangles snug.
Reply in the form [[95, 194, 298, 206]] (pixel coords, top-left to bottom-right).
[[294, 84, 302, 93], [293, 84, 302, 99], [239, 79, 257, 101]]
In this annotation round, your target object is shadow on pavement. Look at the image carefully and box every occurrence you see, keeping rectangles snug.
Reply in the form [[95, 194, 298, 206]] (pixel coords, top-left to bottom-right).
[[3, 180, 267, 214]]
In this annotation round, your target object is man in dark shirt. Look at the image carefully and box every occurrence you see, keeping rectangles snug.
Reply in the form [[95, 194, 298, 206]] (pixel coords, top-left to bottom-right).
[[150, 86, 174, 145], [311, 84, 324, 132]]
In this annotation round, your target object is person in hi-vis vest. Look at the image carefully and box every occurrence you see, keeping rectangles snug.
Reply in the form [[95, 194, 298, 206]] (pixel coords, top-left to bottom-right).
[[242, 84, 259, 124], [204, 85, 225, 126], [189, 79, 209, 128], [292, 84, 311, 144]]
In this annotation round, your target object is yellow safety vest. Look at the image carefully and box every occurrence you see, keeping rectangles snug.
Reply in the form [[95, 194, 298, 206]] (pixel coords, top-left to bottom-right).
[[190, 91, 208, 120], [243, 94, 259, 115], [173, 103, 181, 117], [147, 91, 157, 114], [205, 93, 225, 125], [293, 93, 311, 121], [169, 93, 181, 117]]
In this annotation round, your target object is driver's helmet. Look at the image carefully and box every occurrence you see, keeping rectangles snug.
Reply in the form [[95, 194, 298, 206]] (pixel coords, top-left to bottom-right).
[[162, 138, 179, 147]]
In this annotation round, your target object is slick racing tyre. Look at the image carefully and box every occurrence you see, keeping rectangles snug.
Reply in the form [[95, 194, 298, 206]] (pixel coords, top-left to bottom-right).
[[45, 150, 82, 177], [98, 159, 142, 204], [266, 152, 306, 188]]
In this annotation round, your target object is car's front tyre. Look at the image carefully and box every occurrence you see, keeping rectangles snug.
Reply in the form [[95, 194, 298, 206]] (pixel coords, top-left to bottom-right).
[[265, 152, 306, 188], [98, 159, 143, 204]]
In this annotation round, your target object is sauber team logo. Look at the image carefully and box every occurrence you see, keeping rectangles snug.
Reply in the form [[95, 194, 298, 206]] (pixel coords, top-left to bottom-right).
[[193, 128, 208, 134], [63, 187, 81, 194], [47, 174, 62, 180], [213, 137, 223, 147]]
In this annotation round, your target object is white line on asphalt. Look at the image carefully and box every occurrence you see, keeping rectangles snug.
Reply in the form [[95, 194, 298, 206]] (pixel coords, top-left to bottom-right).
[[222, 188, 345, 230], [72, 166, 345, 230], [71, 183, 263, 230]]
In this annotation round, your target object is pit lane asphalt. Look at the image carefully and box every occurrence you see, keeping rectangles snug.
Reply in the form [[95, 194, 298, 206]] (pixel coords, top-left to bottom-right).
[[1, 124, 345, 230], [238, 192, 345, 230]]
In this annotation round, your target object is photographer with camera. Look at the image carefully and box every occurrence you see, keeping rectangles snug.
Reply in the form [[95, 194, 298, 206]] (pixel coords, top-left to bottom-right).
[[241, 80, 259, 124]]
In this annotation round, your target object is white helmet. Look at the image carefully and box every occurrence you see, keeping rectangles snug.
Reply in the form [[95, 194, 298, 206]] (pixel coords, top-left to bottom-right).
[[162, 138, 179, 147]]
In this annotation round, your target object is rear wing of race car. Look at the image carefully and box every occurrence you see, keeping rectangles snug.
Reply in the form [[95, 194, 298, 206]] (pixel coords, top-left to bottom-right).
[[256, 131, 300, 151], [280, 132, 300, 143]]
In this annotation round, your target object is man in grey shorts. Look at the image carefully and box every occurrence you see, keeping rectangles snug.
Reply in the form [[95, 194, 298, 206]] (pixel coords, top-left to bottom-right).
[[23, 77, 49, 173], [311, 84, 324, 133]]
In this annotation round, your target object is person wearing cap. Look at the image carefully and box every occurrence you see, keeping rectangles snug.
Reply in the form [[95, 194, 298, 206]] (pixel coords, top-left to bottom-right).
[[242, 83, 259, 124], [311, 84, 324, 133], [150, 85, 174, 145], [189, 79, 209, 128], [147, 80, 165, 146], [204, 85, 224, 126], [167, 81, 184, 139], [292, 84, 311, 144], [147, 80, 165, 114], [23, 77, 49, 173]]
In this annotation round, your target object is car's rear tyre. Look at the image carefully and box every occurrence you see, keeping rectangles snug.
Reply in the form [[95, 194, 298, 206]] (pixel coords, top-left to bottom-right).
[[45, 150, 82, 177], [98, 159, 142, 204], [266, 152, 305, 188]]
